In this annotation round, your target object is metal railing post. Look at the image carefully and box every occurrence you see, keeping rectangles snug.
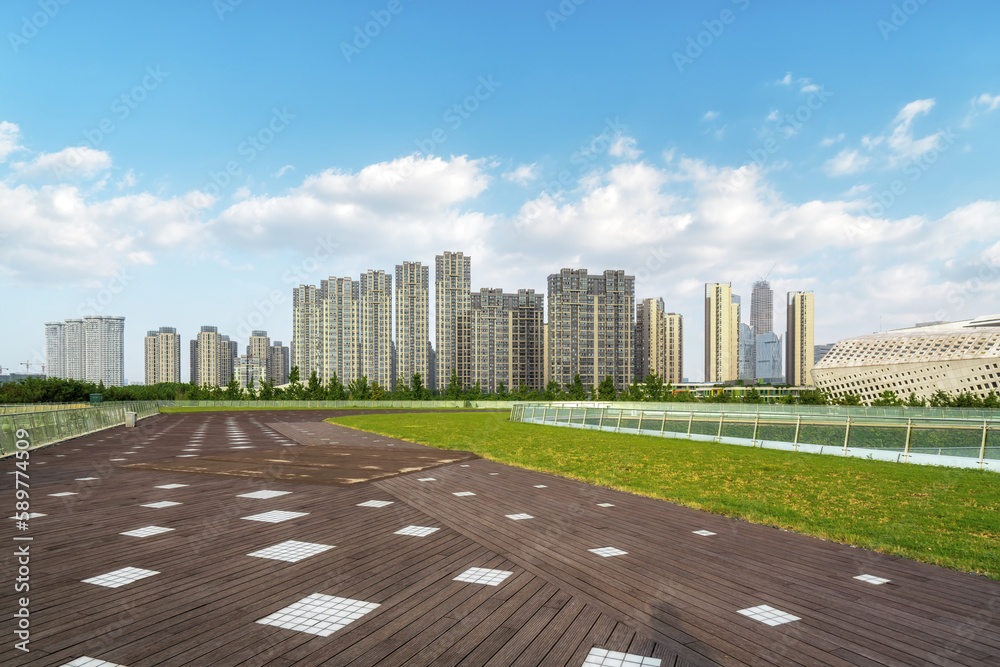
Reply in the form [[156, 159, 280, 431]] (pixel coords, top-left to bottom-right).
[[753, 413, 760, 445], [599, 407, 606, 430], [979, 420, 988, 469], [903, 418, 912, 463], [687, 412, 693, 437], [615, 410, 623, 433], [793, 415, 801, 451], [660, 411, 667, 437], [843, 417, 851, 456], [716, 413, 724, 442]]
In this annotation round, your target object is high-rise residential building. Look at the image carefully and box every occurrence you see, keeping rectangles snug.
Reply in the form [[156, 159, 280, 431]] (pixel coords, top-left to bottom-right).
[[470, 288, 509, 394], [247, 330, 270, 362], [44, 316, 124, 386], [359, 269, 394, 389], [435, 251, 472, 391], [292, 284, 323, 380], [665, 312, 683, 385], [235, 355, 265, 389], [321, 277, 359, 384], [750, 279, 773, 334], [144, 327, 181, 385], [506, 289, 545, 393], [192, 326, 236, 387], [44, 321, 66, 379], [786, 291, 815, 386], [268, 341, 290, 385], [395, 261, 431, 389], [704, 283, 740, 383], [635, 298, 665, 382], [189, 339, 199, 385], [548, 268, 634, 392]]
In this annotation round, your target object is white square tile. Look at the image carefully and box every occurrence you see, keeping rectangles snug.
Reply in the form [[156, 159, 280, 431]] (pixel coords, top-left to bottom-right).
[[121, 526, 175, 538], [248, 540, 335, 562], [394, 525, 440, 537], [737, 604, 800, 626], [176, 454, 198, 458], [489, 472, 499, 475], [582, 647, 662, 666], [460, 464, 470, 467], [256, 593, 380, 636], [49, 492, 77, 497], [242, 510, 309, 523], [854, 574, 890, 585], [110, 458, 127, 462], [231, 446, 254, 449], [76, 477, 100, 481], [597, 503, 615, 507], [452, 491, 476, 497], [140, 501, 180, 509], [506, 513, 534, 520], [693, 530, 716, 537], [533, 484, 547, 488], [238, 490, 292, 499], [9, 512, 46, 519], [453, 567, 513, 586], [589, 547, 628, 557], [61, 657, 128, 667], [417, 478, 436, 482], [83, 567, 159, 588], [155, 484, 188, 489], [356, 500, 394, 508]]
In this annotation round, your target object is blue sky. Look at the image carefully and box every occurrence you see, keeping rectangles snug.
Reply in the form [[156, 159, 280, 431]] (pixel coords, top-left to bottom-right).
[[2, 0, 999, 383]]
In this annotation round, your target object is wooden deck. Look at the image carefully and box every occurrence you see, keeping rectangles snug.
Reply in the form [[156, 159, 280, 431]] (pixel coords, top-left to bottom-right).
[[2, 410, 998, 666]]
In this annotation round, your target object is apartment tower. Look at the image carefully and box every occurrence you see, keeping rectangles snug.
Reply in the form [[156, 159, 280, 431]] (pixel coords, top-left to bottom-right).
[[786, 290, 815, 386], [359, 269, 393, 389], [704, 283, 740, 383], [144, 326, 181, 384], [395, 261, 431, 389], [435, 251, 472, 391]]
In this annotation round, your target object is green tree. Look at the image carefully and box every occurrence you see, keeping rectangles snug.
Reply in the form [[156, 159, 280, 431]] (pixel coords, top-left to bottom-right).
[[467, 380, 482, 402], [446, 368, 463, 400], [597, 376, 617, 401], [327, 373, 347, 400], [837, 393, 862, 406], [742, 387, 762, 404], [306, 370, 323, 399], [245, 376, 257, 400], [410, 373, 426, 400], [348, 376, 371, 400], [642, 373, 664, 402], [258, 378, 274, 400], [928, 390, 953, 407], [496, 381, 508, 398], [872, 390, 903, 407], [797, 388, 829, 406], [370, 381, 384, 401], [904, 392, 926, 407], [223, 378, 241, 400], [983, 391, 1000, 409]]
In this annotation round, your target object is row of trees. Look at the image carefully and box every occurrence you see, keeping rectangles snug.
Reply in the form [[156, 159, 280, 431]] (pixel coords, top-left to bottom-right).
[[3, 372, 999, 408]]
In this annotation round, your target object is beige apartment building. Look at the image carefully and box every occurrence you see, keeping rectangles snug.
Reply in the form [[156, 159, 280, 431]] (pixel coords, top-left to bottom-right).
[[634, 299, 683, 385], [190, 326, 235, 387], [322, 277, 359, 384], [144, 326, 181, 385], [704, 282, 740, 383], [359, 270, 393, 389], [292, 284, 323, 380], [435, 251, 472, 391], [395, 261, 431, 389], [547, 268, 634, 392], [786, 290, 815, 386]]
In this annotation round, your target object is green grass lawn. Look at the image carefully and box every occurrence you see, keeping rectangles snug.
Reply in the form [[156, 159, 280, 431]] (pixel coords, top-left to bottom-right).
[[329, 411, 1000, 580]]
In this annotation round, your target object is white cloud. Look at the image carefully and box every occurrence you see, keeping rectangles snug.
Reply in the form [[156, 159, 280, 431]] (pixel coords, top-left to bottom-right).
[[766, 110, 780, 122], [824, 149, 870, 176], [820, 133, 845, 147], [14, 146, 112, 181], [777, 72, 792, 86], [274, 164, 294, 178], [502, 163, 538, 185], [702, 110, 720, 121], [885, 98, 941, 163], [609, 135, 642, 160], [116, 169, 138, 191], [0, 121, 23, 162], [963, 93, 1000, 126]]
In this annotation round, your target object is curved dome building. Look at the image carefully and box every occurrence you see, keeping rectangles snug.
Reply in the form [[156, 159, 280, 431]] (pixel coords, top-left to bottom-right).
[[813, 314, 1000, 404]]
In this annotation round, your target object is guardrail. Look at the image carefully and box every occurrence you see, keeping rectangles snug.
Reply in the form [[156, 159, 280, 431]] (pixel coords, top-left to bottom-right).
[[0, 402, 159, 456], [510, 403, 1000, 471], [0, 403, 91, 414], [156, 400, 520, 409]]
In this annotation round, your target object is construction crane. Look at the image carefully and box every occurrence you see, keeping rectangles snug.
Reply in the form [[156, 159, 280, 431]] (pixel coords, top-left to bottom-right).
[[761, 262, 776, 283]]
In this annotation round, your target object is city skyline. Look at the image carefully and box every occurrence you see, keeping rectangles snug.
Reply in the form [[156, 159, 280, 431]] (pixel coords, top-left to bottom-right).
[[3, 3, 999, 382]]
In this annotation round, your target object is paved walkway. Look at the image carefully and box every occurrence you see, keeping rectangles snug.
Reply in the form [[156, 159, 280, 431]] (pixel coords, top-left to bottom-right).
[[2, 411, 998, 666]]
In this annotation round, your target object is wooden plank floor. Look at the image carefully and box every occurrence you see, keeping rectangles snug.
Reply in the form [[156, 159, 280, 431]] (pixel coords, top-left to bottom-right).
[[1, 410, 998, 666]]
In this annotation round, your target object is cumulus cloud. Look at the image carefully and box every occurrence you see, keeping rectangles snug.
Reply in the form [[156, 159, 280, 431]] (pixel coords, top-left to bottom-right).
[[609, 135, 642, 160], [502, 163, 538, 186], [824, 148, 871, 176], [14, 146, 112, 181], [963, 93, 1000, 127], [0, 121, 23, 162], [274, 164, 294, 178]]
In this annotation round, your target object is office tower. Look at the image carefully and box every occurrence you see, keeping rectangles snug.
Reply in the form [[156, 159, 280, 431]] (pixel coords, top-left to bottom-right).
[[750, 279, 773, 334], [44, 322, 66, 379], [268, 341, 290, 385], [321, 277, 359, 384], [634, 298, 663, 381], [144, 326, 181, 384], [45, 316, 124, 386], [786, 291, 815, 386], [664, 312, 683, 385], [547, 268, 634, 392], [755, 331, 783, 384], [395, 261, 431, 389], [292, 284, 323, 380], [247, 330, 270, 362], [739, 322, 755, 382], [359, 269, 393, 389], [506, 289, 545, 393], [435, 251, 472, 391], [704, 283, 740, 383]]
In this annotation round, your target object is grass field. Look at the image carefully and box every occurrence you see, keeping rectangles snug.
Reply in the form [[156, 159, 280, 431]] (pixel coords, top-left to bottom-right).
[[329, 411, 1000, 580]]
